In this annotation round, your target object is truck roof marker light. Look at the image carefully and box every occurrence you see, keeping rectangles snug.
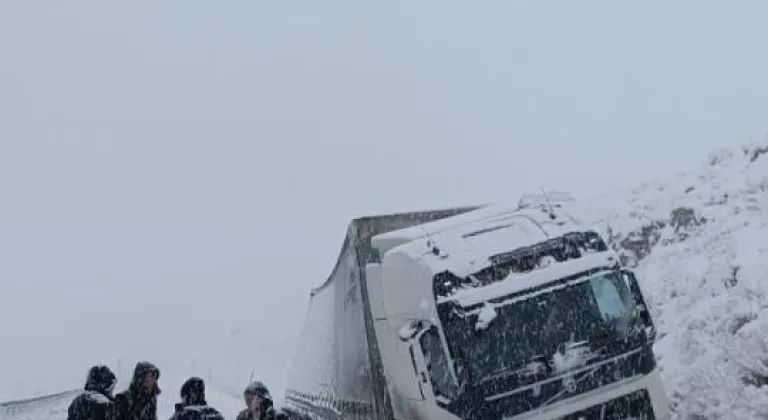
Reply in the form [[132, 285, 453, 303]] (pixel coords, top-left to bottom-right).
[[417, 222, 446, 257], [540, 187, 564, 219]]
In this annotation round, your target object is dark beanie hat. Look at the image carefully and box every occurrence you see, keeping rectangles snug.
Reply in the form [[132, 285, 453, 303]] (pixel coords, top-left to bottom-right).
[[180, 377, 206, 405]]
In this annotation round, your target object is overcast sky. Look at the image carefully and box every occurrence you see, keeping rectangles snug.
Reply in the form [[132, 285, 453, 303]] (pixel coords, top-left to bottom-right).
[[1, 0, 767, 402]]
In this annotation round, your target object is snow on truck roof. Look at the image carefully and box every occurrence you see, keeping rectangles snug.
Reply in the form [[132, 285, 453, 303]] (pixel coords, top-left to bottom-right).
[[380, 200, 593, 277], [370, 191, 579, 254]]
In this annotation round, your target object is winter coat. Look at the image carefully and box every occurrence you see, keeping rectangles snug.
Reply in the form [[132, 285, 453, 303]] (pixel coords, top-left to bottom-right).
[[67, 366, 118, 420], [114, 362, 161, 420], [237, 380, 288, 420], [235, 407, 288, 420], [235, 408, 257, 420], [168, 403, 225, 420]]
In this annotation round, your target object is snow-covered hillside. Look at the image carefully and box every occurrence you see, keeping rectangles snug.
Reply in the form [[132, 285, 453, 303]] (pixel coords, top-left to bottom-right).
[[577, 141, 768, 419]]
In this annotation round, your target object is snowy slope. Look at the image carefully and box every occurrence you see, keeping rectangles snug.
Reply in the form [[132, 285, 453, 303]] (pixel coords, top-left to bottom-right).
[[574, 141, 768, 419], [1, 390, 80, 420]]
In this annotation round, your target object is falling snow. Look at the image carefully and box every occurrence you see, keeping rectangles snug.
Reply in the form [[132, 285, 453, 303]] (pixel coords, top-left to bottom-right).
[[6, 141, 768, 420]]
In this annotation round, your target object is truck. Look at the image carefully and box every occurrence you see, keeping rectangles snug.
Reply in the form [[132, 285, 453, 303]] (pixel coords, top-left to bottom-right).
[[282, 194, 671, 420]]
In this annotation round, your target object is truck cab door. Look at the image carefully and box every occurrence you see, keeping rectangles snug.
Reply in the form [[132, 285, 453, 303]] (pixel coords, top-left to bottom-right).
[[415, 325, 461, 405], [405, 342, 428, 401], [399, 321, 461, 404], [395, 319, 429, 402]]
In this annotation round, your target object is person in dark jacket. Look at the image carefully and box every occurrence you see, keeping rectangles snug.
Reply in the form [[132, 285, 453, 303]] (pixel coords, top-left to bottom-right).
[[68, 365, 118, 420], [114, 361, 161, 420], [167, 377, 225, 420], [235, 381, 287, 420]]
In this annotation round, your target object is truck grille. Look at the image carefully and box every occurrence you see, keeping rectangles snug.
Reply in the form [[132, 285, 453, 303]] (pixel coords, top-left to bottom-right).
[[561, 389, 654, 420]]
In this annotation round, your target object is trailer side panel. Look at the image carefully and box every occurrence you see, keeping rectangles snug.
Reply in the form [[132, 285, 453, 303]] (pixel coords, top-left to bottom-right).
[[284, 234, 376, 419]]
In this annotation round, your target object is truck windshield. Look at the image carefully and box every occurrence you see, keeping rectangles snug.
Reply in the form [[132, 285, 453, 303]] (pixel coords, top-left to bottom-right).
[[439, 270, 637, 383]]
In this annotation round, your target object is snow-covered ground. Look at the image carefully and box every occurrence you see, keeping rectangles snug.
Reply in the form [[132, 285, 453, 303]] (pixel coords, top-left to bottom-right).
[[5, 140, 768, 419]]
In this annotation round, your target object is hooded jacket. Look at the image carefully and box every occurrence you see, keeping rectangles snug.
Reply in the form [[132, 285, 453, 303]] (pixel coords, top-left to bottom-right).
[[114, 361, 161, 420], [67, 365, 118, 420]]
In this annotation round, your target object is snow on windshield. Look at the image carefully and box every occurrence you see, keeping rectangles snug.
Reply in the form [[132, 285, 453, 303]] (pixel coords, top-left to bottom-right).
[[455, 268, 626, 318], [437, 252, 617, 307], [551, 339, 592, 373], [439, 270, 636, 381], [475, 303, 497, 330]]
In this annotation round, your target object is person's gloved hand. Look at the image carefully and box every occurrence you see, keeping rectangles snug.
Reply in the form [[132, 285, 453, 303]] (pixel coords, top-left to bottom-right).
[[261, 406, 277, 420], [262, 406, 290, 420]]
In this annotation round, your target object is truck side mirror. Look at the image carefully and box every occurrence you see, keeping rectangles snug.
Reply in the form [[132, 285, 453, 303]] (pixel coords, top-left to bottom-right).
[[398, 319, 432, 342], [620, 269, 657, 341]]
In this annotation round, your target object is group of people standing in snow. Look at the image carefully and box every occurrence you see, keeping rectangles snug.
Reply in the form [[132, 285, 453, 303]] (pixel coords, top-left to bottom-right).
[[67, 362, 288, 420]]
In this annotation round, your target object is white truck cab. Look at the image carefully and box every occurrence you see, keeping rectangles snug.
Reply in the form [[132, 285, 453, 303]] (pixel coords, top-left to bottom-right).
[[284, 197, 671, 420]]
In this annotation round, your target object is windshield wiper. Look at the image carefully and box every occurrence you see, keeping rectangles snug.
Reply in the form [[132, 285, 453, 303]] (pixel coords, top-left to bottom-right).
[[479, 356, 550, 383], [586, 317, 651, 361]]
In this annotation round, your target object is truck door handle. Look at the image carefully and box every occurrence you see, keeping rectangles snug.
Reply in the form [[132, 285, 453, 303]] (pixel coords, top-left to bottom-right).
[[420, 372, 427, 383]]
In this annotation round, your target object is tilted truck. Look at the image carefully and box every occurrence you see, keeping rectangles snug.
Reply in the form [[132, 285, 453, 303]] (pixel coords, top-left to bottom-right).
[[282, 195, 671, 420]]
